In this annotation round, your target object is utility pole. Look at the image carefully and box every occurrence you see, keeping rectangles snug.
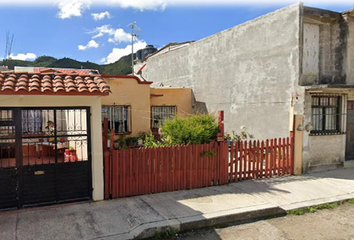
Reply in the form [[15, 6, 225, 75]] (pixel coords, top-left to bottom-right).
[[128, 22, 141, 75]]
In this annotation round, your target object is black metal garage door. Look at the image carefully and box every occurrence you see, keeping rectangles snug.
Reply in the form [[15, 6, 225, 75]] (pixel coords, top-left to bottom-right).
[[0, 107, 92, 210]]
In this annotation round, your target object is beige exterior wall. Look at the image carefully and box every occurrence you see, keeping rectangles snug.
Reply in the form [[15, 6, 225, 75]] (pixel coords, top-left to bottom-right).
[[0, 95, 104, 201], [102, 78, 193, 136], [150, 88, 193, 116], [102, 77, 151, 136]]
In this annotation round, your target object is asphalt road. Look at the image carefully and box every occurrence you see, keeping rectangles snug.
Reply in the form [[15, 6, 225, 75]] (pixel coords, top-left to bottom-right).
[[175, 202, 354, 240]]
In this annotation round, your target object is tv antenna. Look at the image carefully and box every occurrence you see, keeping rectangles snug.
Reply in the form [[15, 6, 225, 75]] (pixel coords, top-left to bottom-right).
[[4, 31, 14, 65], [128, 22, 141, 75]]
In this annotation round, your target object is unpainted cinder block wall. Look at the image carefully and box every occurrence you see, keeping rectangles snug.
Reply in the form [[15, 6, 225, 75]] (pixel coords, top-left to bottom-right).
[[145, 4, 303, 139]]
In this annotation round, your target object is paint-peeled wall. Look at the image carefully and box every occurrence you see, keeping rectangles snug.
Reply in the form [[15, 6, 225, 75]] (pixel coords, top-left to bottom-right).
[[302, 91, 347, 172], [301, 8, 348, 85], [145, 4, 302, 139], [302, 23, 320, 84], [346, 14, 354, 84]]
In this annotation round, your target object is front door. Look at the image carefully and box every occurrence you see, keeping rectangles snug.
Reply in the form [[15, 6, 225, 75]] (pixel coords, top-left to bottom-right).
[[346, 101, 354, 160], [0, 107, 92, 211]]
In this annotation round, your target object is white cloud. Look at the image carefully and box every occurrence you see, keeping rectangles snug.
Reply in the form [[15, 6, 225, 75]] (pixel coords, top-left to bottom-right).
[[91, 25, 114, 38], [101, 40, 147, 64], [108, 28, 131, 43], [78, 40, 99, 50], [90, 25, 131, 43], [92, 11, 111, 20], [9, 53, 37, 61], [57, 0, 91, 19], [108, 0, 167, 11]]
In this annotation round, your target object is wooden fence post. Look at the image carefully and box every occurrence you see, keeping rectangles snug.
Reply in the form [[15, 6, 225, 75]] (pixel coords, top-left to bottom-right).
[[217, 110, 224, 141], [103, 118, 108, 150]]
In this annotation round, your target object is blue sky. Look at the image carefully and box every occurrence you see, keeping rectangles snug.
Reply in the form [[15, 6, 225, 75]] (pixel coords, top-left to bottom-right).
[[0, 0, 352, 65]]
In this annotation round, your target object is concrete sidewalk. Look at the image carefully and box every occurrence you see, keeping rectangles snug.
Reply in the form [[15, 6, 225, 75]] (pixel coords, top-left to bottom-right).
[[1, 168, 353, 240]]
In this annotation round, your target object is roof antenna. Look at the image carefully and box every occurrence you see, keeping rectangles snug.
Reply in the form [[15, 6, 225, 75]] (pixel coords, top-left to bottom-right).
[[4, 31, 14, 66], [128, 22, 141, 75]]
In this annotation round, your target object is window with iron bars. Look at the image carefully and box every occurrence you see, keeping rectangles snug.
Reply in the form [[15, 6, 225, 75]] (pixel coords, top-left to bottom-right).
[[151, 106, 176, 129], [311, 95, 346, 135], [102, 105, 131, 134]]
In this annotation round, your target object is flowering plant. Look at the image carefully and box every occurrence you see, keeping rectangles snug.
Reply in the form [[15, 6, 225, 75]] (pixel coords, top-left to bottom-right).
[[224, 126, 254, 142]]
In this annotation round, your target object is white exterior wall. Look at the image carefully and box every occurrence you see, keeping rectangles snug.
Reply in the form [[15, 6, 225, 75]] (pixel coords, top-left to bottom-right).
[[145, 4, 303, 140]]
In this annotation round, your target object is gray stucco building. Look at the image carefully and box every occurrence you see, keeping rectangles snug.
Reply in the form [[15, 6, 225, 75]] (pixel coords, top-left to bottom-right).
[[140, 3, 354, 173]]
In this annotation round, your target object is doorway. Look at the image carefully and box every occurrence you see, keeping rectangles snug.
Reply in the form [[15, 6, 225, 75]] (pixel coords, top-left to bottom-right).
[[0, 107, 92, 210]]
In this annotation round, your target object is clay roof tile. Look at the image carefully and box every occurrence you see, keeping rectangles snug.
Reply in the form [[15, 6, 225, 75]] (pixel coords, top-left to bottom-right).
[[0, 71, 109, 95]]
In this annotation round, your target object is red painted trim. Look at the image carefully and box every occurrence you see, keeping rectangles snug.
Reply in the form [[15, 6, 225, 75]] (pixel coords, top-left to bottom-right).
[[137, 64, 146, 74], [101, 75, 152, 85]]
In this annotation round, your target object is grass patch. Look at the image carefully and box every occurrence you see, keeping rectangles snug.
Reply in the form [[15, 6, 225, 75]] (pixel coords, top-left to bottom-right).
[[287, 200, 354, 216]]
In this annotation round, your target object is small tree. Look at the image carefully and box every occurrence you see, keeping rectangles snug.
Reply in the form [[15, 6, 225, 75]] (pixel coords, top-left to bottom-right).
[[160, 114, 219, 145]]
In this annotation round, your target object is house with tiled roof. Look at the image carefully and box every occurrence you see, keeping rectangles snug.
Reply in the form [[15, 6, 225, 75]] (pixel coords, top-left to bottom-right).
[[0, 68, 192, 211]]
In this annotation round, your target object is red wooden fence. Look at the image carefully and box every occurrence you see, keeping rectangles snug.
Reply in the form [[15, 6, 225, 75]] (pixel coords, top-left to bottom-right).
[[228, 138, 294, 182], [103, 135, 294, 199], [104, 142, 229, 199]]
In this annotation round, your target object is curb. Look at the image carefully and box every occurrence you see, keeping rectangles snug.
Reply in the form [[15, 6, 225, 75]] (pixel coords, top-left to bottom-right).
[[132, 205, 286, 239], [132, 195, 354, 239]]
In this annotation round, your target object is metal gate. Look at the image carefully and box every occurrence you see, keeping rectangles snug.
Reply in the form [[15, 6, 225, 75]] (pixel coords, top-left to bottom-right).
[[0, 107, 92, 210]]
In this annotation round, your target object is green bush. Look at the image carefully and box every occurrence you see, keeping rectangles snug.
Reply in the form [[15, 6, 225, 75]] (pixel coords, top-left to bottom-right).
[[144, 131, 167, 147], [160, 114, 219, 145]]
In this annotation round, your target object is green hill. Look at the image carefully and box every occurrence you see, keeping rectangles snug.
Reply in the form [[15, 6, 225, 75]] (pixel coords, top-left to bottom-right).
[[0, 54, 133, 75]]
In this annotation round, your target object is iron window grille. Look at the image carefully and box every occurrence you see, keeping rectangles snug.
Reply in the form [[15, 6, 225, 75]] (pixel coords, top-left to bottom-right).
[[151, 106, 177, 129], [310, 94, 346, 135], [102, 105, 131, 134]]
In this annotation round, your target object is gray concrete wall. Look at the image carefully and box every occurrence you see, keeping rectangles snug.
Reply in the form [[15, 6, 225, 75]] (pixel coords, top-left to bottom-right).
[[302, 91, 347, 172], [300, 10, 354, 173], [145, 4, 302, 139], [301, 8, 349, 85], [302, 23, 320, 84], [345, 14, 354, 84]]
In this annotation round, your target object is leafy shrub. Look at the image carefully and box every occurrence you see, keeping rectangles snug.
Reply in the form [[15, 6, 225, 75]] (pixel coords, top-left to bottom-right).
[[160, 114, 219, 145], [144, 131, 167, 147]]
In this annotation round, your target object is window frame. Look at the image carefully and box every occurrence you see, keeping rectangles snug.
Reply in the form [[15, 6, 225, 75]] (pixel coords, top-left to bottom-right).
[[310, 94, 346, 136], [151, 105, 177, 129], [101, 105, 132, 134]]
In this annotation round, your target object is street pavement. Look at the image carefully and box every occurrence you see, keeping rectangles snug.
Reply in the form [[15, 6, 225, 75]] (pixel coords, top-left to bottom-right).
[[177, 202, 354, 240], [0, 168, 353, 240]]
